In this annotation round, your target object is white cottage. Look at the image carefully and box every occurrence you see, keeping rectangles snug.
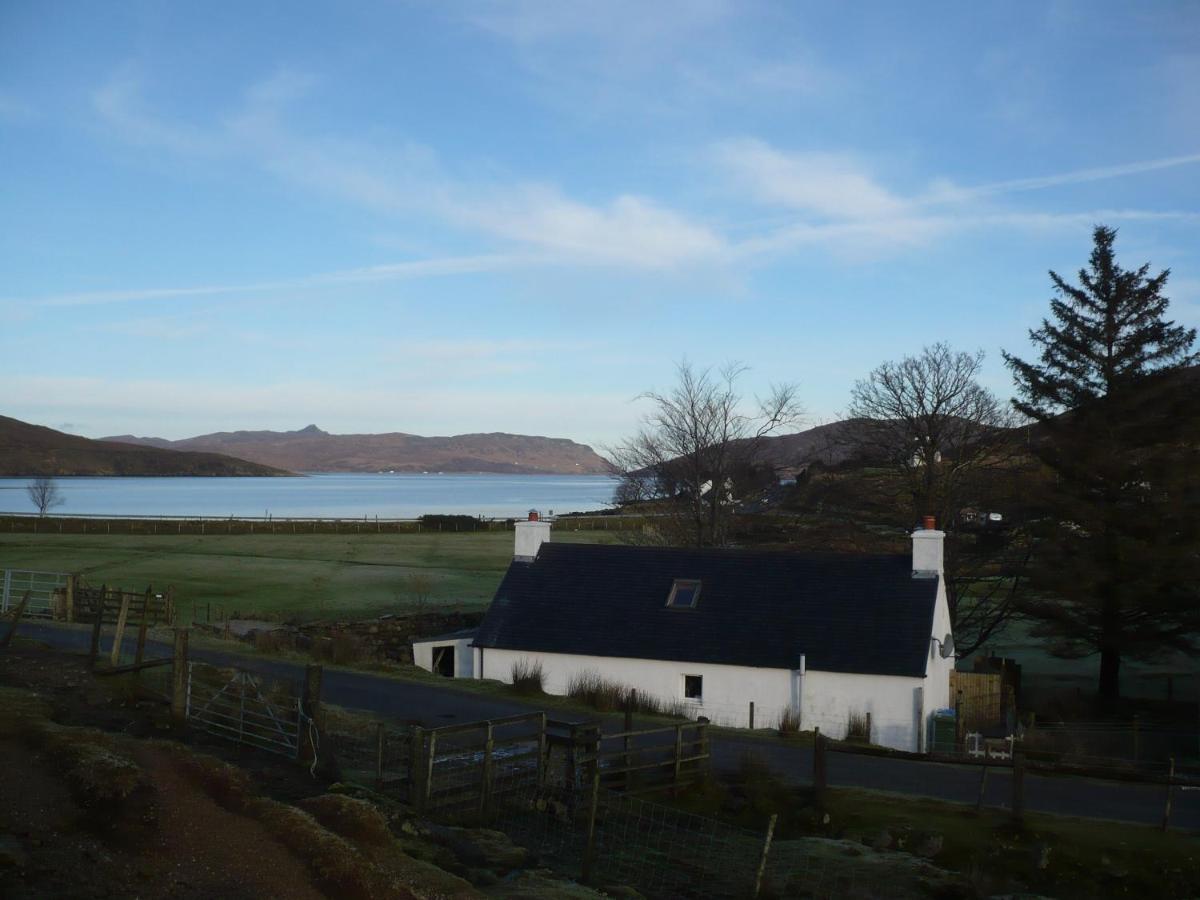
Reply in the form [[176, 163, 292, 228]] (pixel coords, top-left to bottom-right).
[[472, 515, 954, 752]]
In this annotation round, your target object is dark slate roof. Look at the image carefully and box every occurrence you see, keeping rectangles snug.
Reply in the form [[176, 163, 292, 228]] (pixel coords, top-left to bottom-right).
[[413, 628, 478, 644], [475, 543, 938, 677]]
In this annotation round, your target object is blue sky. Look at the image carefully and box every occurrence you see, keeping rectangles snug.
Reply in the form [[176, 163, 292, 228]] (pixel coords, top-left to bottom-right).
[[2, 1, 1198, 449]]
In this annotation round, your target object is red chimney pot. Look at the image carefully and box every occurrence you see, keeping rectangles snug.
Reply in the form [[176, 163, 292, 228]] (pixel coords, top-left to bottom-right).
[[922, 515, 936, 531], [528, 510, 539, 522]]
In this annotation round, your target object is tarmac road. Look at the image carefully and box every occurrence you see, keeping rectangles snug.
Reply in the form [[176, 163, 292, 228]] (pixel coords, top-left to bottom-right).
[[16, 621, 1199, 831]]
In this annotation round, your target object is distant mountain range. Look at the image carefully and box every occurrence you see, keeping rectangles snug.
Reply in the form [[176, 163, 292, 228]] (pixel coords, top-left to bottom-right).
[[0, 416, 291, 477], [101, 425, 614, 475]]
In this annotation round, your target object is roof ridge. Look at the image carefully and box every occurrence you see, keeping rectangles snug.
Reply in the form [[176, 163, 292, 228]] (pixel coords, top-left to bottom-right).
[[542, 542, 909, 562]]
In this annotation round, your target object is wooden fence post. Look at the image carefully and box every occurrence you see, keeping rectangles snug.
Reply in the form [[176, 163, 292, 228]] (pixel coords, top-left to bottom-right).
[[1162, 757, 1175, 832], [752, 813, 778, 898], [581, 769, 601, 883], [536, 713, 547, 789], [109, 593, 132, 667], [976, 763, 989, 812], [749, 701, 755, 730], [624, 691, 635, 792], [0, 591, 30, 649], [301, 664, 324, 765], [479, 722, 495, 817], [425, 732, 438, 807], [65, 574, 75, 623], [134, 588, 151, 670], [1011, 752, 1025, 824], [955, 689, 964, 749], [375, 722, 385, 790], [672, 724, 684, 796], [171, 628, 189, 728], [567, 724, 579, 788], [89, 585, 107, 668], [410, 726, 425, 811], [813, 729, 827, 808]]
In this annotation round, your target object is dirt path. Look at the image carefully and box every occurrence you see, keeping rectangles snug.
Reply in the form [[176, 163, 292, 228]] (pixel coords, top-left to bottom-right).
[[134, 746, 329, 900]]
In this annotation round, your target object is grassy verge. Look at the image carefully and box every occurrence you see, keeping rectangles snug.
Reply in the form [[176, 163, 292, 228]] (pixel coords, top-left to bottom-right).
[[668, 758, 1200, 899]]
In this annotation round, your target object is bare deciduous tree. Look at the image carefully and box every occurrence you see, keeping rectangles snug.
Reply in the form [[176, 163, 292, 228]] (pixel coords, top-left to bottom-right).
[[846, 343, 1024, 656], [403, 572, 435, 612], [610, 361, 802, 547], [847, 343, 1014, 524], [26, 476, 64, 517]]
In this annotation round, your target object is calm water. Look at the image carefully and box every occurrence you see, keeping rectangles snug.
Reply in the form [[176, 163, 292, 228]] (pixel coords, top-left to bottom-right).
[[0, 473, 618, 519]]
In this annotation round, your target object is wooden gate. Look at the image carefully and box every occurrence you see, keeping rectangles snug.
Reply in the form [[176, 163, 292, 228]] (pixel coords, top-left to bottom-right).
[[186, 663, 302, 758], [1, 569, 71, 619]]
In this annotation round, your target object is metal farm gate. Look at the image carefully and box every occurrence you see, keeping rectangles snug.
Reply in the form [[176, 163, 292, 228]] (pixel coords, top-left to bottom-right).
[[1, 569, 70, 619], [186, 663, 303, 758]]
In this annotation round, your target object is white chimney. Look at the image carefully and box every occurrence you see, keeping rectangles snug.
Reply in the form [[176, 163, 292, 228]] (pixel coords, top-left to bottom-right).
[[912, 515, 944, 576], [514, 510, 551, 561]]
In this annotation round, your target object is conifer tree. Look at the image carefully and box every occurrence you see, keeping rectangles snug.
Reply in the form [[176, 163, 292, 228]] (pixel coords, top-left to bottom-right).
[[1003, 225, 1198, 702]]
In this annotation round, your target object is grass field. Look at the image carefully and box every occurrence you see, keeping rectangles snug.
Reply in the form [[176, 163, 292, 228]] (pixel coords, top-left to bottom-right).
[[0, 530, 615, 621]]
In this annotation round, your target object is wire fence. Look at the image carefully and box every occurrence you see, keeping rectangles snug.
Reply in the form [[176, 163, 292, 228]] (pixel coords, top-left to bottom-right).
[[321, 707, 894, 899]]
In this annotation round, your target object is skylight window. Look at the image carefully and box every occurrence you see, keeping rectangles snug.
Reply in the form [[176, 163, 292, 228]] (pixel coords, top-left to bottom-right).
[[666, 579, 701, 609]]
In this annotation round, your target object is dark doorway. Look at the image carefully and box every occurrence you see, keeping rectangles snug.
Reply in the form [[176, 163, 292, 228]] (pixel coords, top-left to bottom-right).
[[433, 645, 455, 677]]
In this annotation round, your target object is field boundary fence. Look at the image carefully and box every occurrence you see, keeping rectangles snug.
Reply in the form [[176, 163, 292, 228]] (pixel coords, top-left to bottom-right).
[[325, 708, 873, 898], [0, 511, 650, 536]]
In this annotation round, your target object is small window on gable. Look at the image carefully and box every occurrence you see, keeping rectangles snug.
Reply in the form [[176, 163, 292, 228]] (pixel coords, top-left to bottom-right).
[[683, 674, 703, 701], [666, 579, 701, 609]]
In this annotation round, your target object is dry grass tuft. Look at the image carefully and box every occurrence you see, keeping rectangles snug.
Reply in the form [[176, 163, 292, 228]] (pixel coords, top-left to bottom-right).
[[509, 658, 545, 695], [846, 710, 871, 743], [566, 670, 684, 717], [777, 707, 801, 735]]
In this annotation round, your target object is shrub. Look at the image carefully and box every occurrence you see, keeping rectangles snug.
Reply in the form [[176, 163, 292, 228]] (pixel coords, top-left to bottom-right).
[[777, 708, 801, 735], [565, 671, 685, 718], [253, 629, 295, 655], [312, 632, 373, 666], [846, 710, 871, 742], [510, 659, 545, 695]]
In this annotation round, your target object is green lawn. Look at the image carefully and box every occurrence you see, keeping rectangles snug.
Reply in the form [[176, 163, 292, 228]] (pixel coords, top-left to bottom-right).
[[0, 531, 615, 621]]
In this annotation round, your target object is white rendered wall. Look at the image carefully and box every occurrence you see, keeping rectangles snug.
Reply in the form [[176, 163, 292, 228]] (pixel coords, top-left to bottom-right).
[[412, 638, 475, 678], [801, 670, 926, 750], [924, 574, 955, 716], [479, 647, 793, 728], [477, 646, 934, 750]]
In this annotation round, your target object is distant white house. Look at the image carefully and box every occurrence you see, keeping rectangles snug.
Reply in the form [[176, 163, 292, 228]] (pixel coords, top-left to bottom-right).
[[466, 513, 955, 752]]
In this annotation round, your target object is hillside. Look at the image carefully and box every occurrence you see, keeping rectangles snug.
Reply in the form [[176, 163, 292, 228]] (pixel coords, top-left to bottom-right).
[[103, 424, 613, 475], [0, 416, 292, 477]]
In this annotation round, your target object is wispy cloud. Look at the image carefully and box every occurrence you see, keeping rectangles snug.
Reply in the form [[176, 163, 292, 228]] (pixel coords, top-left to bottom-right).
[[713, 137, 1200, 259], [87, 68, 1200, 277], [714, 139, 907, 220], [6, 254, 524, 309], [91, 69, 723, 270], [925, 152, 1200, 204]]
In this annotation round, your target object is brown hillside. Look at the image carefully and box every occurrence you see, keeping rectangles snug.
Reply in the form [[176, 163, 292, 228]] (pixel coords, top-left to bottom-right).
[[0, 416, 293, 477], [104, 424, 613, 474]]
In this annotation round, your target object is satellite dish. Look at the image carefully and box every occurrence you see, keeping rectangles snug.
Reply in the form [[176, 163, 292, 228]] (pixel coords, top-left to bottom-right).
[[939, 634, 955, 659]]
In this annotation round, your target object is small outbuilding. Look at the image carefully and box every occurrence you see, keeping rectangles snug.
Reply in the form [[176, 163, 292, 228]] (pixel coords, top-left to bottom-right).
[[412, 628, 477, 678], [470, 514, 954, 752]]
